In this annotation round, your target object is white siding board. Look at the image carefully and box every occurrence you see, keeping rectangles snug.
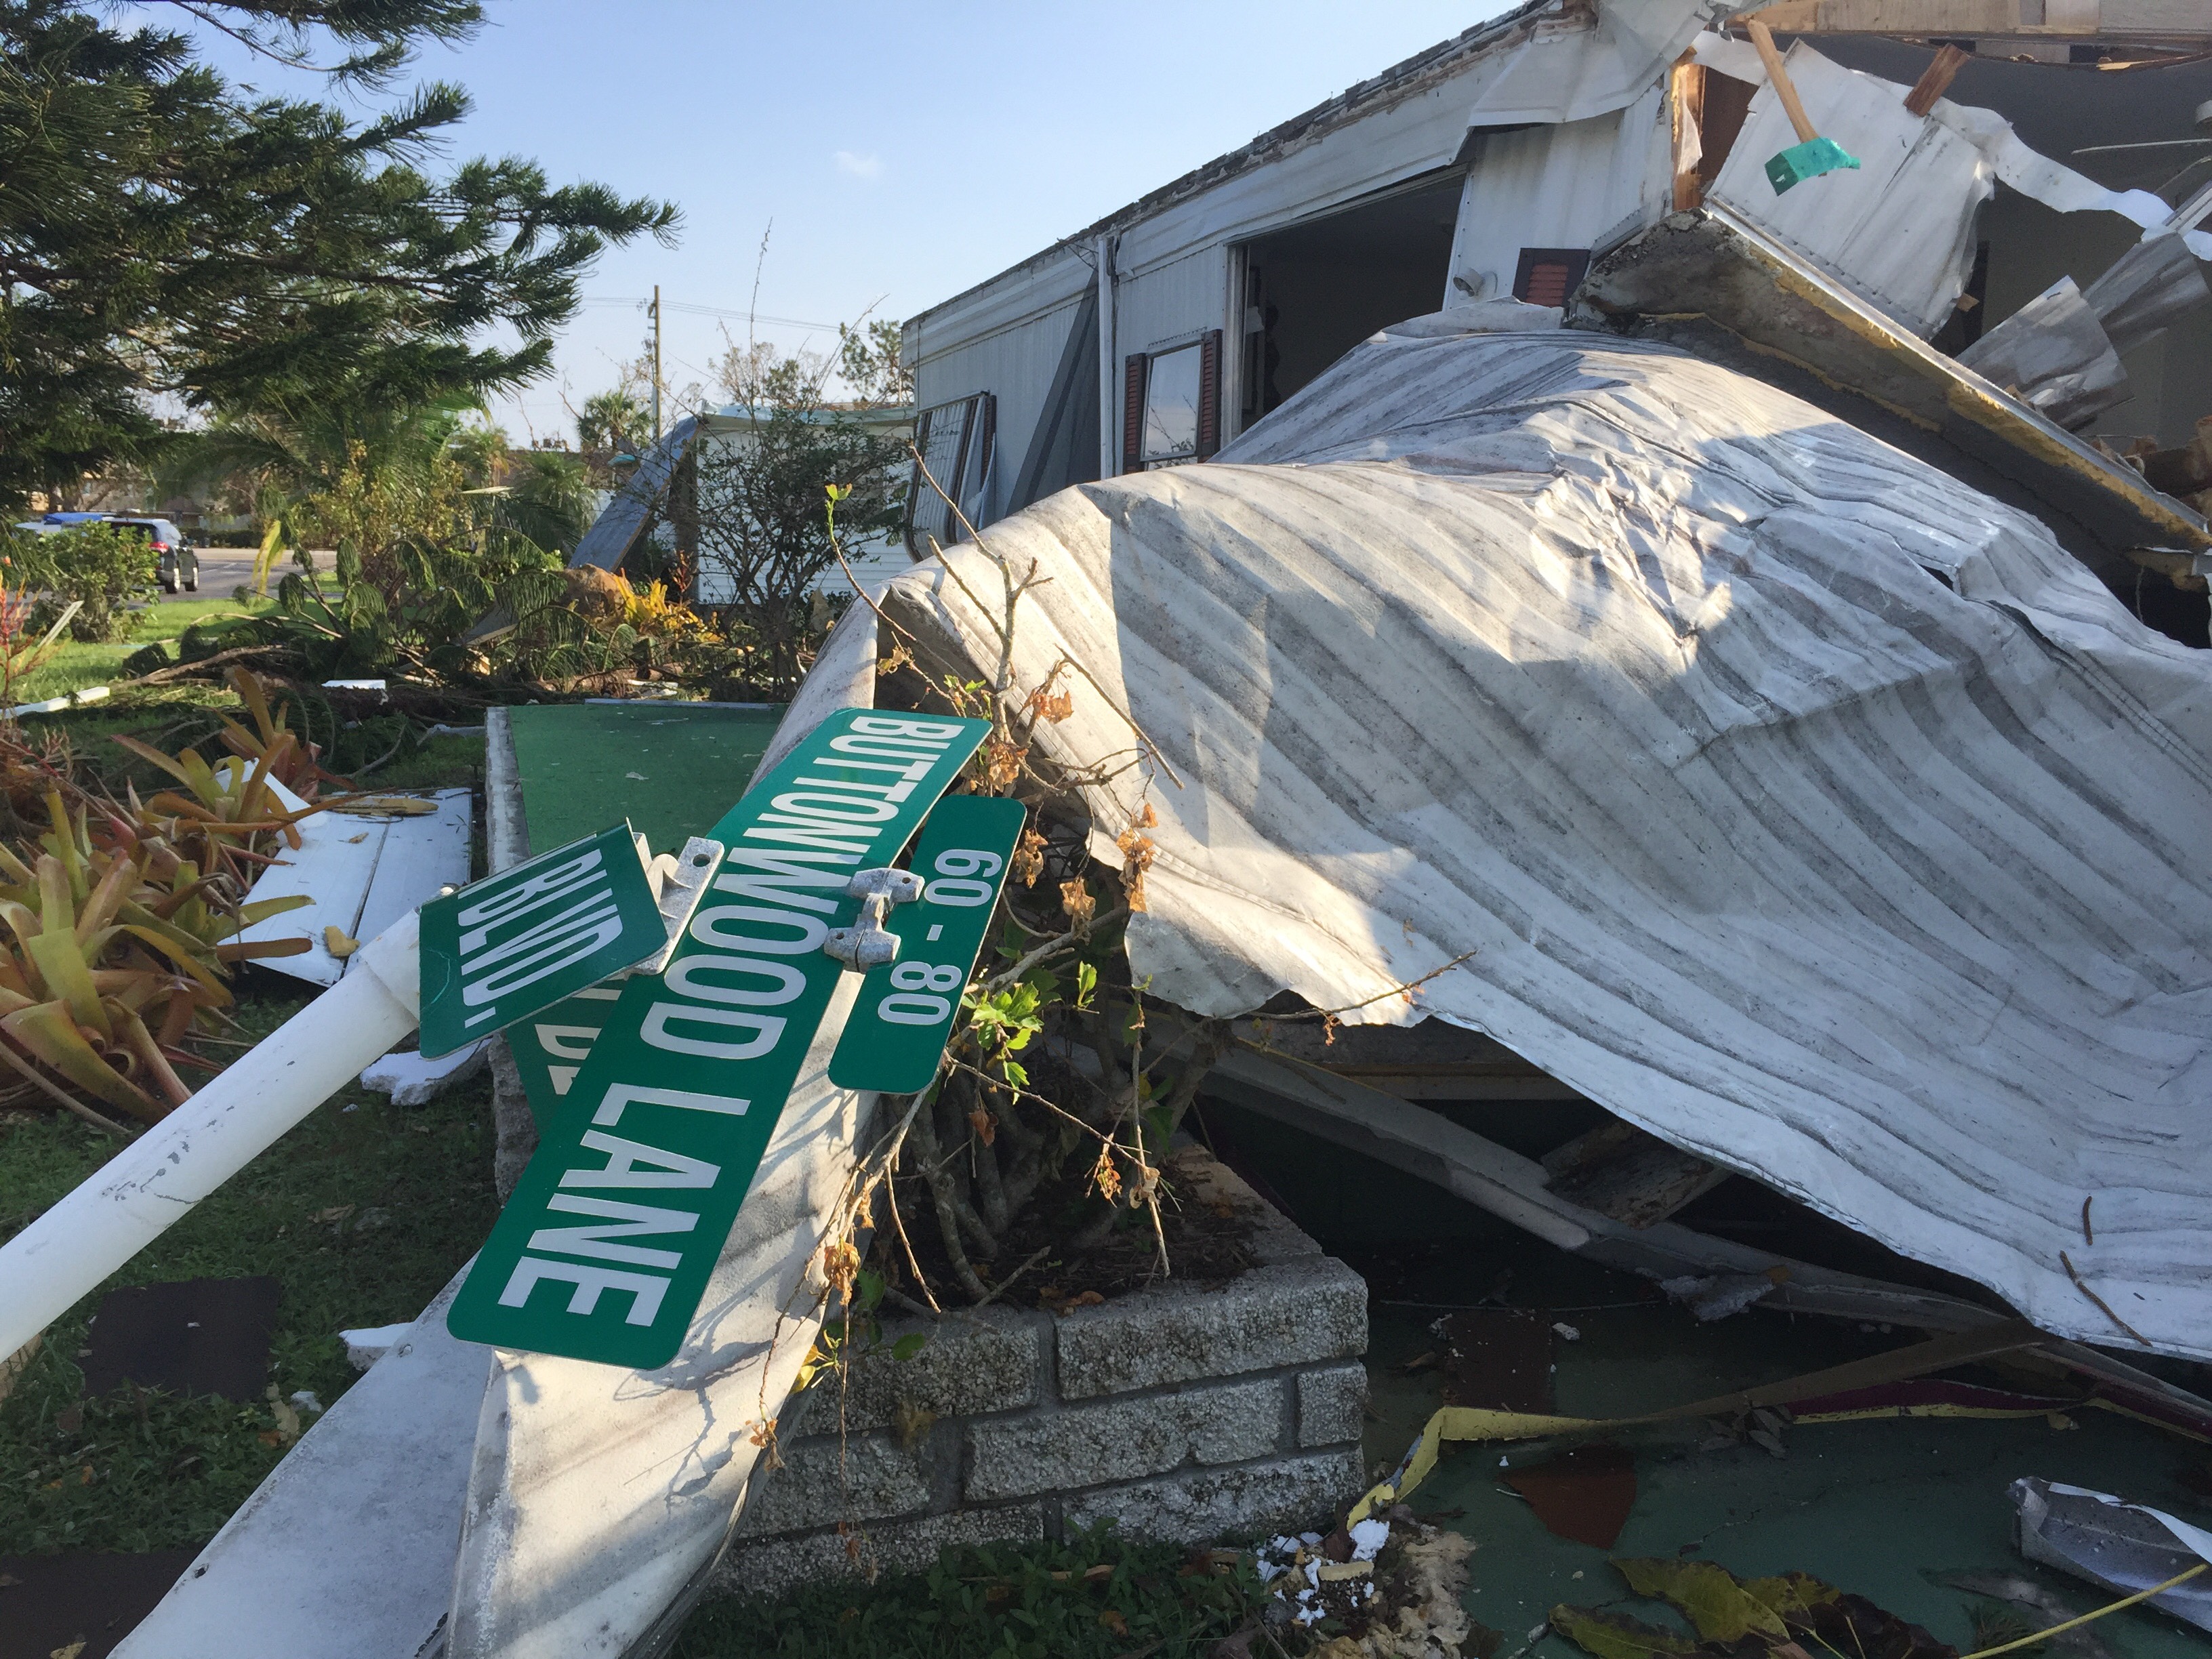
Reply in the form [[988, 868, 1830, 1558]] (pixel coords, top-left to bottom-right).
[[348, 790, 472, 964], [1450, 91, 1673, 300]]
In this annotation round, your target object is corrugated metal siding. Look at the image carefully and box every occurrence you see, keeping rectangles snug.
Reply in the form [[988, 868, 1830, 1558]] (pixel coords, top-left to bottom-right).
[[1449, 90, 1672, 300], [1705, 41, 1988, 337], [875, 321, 2212, 1359]]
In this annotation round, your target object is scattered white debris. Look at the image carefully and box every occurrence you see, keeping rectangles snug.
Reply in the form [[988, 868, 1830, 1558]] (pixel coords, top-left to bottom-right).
[[1553, 1321, 1581, 1340], [360, 1039, 489, 1106], [1660, 1271, 1778, 1322], [289, 1390, 325, 1416], [341, 1323, 413, 1372], [1349, 1516, 1391, 1559]]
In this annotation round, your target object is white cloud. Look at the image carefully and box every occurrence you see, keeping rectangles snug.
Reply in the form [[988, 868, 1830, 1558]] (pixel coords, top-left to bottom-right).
[[833, 150, 883, 180]]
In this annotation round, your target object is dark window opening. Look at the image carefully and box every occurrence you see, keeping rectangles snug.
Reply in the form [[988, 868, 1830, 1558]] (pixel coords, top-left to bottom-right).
[[1513, 247, 1592, 308], [1237, 171, 1464, 426]]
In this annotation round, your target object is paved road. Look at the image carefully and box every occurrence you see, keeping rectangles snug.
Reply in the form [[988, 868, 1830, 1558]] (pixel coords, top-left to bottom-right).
[[160, 547, 333, 603]]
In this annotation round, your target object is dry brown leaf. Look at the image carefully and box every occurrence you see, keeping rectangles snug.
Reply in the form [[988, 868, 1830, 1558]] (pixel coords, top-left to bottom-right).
[[1010, 827, 1046, 888], [1059, 878, 1095, 928], [968, 1107, 997, 1147], [1114, 828, 1155, 913]]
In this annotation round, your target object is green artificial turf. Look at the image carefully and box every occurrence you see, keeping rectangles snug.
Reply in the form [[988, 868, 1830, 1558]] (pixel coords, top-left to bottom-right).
[[505, 701, 784, 855], [674, 1529, 1267, 1659], [0, 988, 499, 1555]]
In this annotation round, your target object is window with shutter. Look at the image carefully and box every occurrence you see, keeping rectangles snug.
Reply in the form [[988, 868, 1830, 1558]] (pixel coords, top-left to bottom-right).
[[1512, 248, 1592, 308], [1125, 333, 1223, 471], [1196, 330, 1223, 459]]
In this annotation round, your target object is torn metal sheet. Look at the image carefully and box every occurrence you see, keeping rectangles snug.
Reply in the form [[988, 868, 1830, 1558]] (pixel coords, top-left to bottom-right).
[[2010, 1477, 2212, 1633], [1458, 0, 1729, 129], [1576, 205, 2211, 572], [2081, 231, 2212, 361], [869, 316, 2212, 1359], [1700, 37, 1994, 336], [1958, 276, 2131, 431], [569, 415, 699, 574]]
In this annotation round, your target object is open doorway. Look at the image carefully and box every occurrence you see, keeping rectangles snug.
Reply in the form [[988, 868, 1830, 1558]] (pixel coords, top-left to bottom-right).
[[1237, 172, 1465, 429]]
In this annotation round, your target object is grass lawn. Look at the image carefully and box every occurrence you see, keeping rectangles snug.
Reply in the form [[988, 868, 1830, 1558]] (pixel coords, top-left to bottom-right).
[[8, 595, 276, 707], [0, 1000, 499, 1555], [0, 708, 494, 1557], [674, 1531, 1268, 1659]]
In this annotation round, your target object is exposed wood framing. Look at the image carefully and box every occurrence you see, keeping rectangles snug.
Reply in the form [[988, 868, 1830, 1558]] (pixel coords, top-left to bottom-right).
[[1904, 42, 1972, 114], [1231, 1017, 1586, 1102], [1671, 58, 1708, 212], [1736, 0, 2212, 49]]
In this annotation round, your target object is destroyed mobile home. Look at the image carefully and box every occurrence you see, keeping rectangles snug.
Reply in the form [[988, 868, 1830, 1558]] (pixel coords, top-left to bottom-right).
[[24, 1, 2212, 1656]]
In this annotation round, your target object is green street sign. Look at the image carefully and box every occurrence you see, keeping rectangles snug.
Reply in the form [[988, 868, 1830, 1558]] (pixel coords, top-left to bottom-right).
[[506, 984, 628, 1129], [829, 796, 1025, 1095], [417, 823, 668, 1059], [446, 711, 990, 1368]]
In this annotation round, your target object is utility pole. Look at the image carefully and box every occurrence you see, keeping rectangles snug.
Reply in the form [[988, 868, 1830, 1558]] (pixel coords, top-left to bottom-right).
[[650, 284, 663, 442]]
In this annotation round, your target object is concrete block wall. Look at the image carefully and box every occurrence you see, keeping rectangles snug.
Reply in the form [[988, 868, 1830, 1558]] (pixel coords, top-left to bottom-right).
[[714, 1149, 1369, 1595]]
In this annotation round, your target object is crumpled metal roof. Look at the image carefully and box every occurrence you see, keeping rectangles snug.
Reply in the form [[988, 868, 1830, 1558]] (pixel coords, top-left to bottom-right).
[[874, 311, 2212, 1359]]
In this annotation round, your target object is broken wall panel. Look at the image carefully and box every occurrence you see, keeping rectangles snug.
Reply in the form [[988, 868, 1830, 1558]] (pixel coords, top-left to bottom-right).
[[875, 315, 2212, 1359], [1701, 39, 1994, 335]]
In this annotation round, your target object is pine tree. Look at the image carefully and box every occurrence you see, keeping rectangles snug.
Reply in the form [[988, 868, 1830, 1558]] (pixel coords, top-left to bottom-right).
[[0, 0, 677, 508]]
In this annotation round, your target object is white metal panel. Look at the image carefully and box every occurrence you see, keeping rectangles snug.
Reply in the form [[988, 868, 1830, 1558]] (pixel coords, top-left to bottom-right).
[[1704, 41, 1990, 337], [1454, 0, 1723, 126], [911, 292, 1091, 521], [348, 789, 470, 963], [1118, 248, 1231, 360], [238, 779, 476, 984], [873, 319, 2212, 1361], [1450, 91, 1673, 300], [234, 775, 379, 987]]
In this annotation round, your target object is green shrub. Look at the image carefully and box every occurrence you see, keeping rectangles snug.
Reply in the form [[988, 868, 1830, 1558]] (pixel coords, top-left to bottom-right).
[[8, 523, 157, 641]]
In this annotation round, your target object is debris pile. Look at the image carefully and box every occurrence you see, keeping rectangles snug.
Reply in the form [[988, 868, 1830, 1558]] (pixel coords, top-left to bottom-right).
[[1250, 1513, 1479, 1657]]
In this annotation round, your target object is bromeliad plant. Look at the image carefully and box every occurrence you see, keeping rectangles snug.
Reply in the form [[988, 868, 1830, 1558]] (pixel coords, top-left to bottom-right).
[[0, 790, 310, 1130], [0, 671, 333, 1132]]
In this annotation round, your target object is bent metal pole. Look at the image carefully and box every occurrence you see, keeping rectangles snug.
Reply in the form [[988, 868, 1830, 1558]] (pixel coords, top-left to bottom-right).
[[0, 913, 422, 1362]]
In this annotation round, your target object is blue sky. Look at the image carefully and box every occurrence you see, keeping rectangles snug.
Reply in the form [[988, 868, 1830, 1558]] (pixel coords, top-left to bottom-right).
[[182, 1, 1509, 442]]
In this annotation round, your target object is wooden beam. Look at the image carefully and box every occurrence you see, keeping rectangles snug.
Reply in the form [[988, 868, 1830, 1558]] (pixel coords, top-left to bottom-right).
[[1904, 41, 1971, 114], [1672, 59, 1708, 213], [1736, 0, 2212, 40]]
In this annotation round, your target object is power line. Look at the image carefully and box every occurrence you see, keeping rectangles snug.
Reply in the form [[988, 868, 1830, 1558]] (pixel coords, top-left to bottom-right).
[[578, 295, 844, 331]]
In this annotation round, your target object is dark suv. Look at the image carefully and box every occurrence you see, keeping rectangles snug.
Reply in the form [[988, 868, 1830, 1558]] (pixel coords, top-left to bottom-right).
[[102, 516, 200, 594]]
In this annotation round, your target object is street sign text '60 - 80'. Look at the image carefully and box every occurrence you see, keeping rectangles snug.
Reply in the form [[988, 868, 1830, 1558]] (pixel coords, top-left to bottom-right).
[[417, 822, 666, 1059], [829, 795, 1024, 1095]]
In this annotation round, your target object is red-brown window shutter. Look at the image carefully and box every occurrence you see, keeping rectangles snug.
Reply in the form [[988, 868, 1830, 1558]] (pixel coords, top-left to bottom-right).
[[1512, 247, 1592, 308], [1122, 355, 1147, 474], [1196, 329, 1223, 459]]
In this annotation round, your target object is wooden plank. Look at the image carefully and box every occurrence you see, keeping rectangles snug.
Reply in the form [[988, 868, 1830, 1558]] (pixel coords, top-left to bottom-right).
[[344, 789, 471, 976], [1741, 0, 2211, 39], [1903, 42, 1971, 115]]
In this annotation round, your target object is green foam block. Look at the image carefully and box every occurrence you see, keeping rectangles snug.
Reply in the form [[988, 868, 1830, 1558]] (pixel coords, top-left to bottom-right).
[[1765, 136, 1861, 194]]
